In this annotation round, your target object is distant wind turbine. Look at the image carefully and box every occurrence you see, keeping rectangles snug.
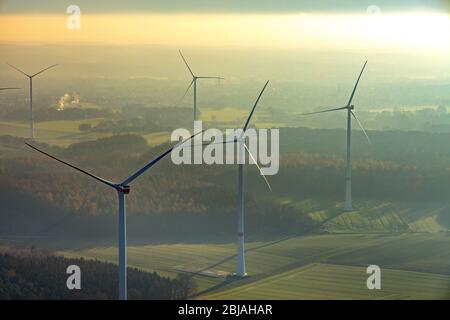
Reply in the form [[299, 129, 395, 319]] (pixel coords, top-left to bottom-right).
[[179, 50, 224, 122], [299, 61, 370, 211], [7, 63, 58, 139], [25, 132, 200, 300], [231, 80, 272, 277]]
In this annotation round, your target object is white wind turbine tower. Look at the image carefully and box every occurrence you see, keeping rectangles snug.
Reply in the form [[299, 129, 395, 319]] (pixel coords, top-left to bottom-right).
[[7, 63, 58, 139], [232, 80, 272, 277], [300, 61, 370, 211], [179, 50, 224, 122], [25, 132, 199, 300]]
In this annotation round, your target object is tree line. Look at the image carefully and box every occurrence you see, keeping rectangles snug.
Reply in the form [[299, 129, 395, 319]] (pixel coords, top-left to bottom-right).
[[0, 246, 196, 299]]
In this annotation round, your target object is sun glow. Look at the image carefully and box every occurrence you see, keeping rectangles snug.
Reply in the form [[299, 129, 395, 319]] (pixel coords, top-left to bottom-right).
[[320, 12, 450, 51], [0, 12, 449, 53]]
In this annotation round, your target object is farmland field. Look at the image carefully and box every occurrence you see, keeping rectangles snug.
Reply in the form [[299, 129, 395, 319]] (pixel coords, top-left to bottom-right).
[[58, 232, 450, 299], [278, 197, 450, 234], [202, 263, 450, 300], [142, 131, 171, 146], [0, 119, 109, 147], [0, 119, 175, 150]]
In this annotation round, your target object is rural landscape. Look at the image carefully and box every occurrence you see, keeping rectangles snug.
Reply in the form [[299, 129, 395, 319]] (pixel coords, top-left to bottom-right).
[[0, 0, 450, 300]]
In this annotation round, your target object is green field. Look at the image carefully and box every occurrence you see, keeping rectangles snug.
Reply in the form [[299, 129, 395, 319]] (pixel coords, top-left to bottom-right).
[[58, 233, 450, 299], [278, 196, 450, 233], [203, 263, 450, 300], [0, 119, 109, 147], [0, 119, 176, 150], [142, 131, 171, 146]]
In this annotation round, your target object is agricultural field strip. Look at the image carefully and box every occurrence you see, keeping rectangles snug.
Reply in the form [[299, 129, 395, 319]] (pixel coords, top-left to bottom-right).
[[202, 263, 450, 300], [58, 234, 449, 297], [194, 234, 408, 296]]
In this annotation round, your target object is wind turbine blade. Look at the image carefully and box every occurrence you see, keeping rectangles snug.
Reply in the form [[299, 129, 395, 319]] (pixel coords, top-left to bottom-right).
[[351, 111, 371, 144], [31, 64, 58, 78], [179, 50, 195, 77], [180, 79, 194, 101], [25, 143, 117, 189], [121, 131, 203, 185], [242, 80, 270, 132], [347, 60, 368, 107], [243, 143, 272, 192], [298, 106, 347, 116], [0, 87, 20, 90], [6, 63, 30, 77]]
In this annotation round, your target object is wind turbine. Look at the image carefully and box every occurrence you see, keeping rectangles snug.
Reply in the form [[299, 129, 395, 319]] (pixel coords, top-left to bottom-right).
[[0, 87, 20, 91], [179, 50, 224, 122], [231, 80, 272, 277], [299, 61, 370, 211], [7, 63, 58, 139], [25, 132, 200, 300]]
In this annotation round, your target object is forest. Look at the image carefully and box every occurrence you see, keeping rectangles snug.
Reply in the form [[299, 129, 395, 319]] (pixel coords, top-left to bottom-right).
[[0, 126, 449, 239], [0, 246, 196, 299]]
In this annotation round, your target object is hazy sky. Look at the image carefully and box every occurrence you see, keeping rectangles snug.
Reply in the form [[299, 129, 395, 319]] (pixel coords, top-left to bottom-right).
[[0, 1, 449, 54], [0, 0, 447, 13]]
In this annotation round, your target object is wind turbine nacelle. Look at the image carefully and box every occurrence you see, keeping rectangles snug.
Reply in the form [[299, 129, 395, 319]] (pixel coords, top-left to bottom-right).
[[119, 185, 130, 194], [350, 105, 355, 110]]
